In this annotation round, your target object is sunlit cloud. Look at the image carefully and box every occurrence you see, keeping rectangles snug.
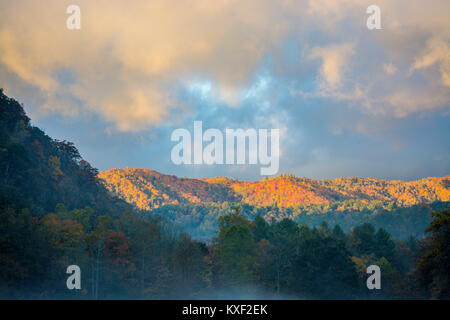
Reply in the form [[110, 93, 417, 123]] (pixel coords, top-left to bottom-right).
[[0, 0, 449, 133], [412, 37, 450, 87], [309, 43, 355, 89]]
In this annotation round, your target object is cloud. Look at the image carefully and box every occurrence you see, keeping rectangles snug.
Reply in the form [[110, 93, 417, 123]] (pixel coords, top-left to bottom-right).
[[0, 0, 296, 131], [383, 63, 397, 75], [309, 43, 355, 89], [412, 37, 450, 87], [0, 0, 449, 132]]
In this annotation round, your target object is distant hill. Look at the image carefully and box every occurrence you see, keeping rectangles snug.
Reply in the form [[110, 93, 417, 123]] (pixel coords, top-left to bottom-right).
[[98, 168, 450, 239], [98, 168, 450, 211]]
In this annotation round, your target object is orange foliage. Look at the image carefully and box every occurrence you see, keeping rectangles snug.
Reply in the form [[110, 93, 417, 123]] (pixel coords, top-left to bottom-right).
[[98, 169, 450, 211]]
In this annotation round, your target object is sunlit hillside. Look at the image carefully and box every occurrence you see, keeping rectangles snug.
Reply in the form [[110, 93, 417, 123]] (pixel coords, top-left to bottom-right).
[[99, 169, 450, 211]]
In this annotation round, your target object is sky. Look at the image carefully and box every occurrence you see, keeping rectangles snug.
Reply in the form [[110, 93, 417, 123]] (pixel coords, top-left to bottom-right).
[[0, 0, 449, 181]]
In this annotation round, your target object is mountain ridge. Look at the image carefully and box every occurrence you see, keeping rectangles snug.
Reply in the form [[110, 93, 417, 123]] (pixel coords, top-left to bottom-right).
[[98, 168, 450, 211]]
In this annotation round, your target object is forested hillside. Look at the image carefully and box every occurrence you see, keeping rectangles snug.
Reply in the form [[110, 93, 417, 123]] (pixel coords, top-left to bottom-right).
[[99, 168, 450, 239], [99, 169, 449, 211], [0, 89, 130, 217], [0, 90, 207, 299]]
